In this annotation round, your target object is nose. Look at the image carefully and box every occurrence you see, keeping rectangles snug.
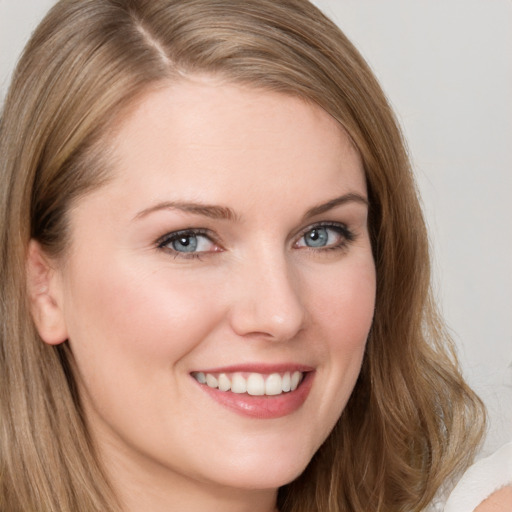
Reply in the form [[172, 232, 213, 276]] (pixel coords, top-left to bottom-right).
[[227, 252, 306, 342]]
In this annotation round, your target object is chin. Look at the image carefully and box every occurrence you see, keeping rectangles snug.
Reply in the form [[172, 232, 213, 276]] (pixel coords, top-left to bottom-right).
[[216, 465, 307, 491], [203, 442, 314, 491]]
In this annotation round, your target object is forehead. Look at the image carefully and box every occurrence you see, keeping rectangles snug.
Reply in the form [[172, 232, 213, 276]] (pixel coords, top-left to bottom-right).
[[63, 78, 368, 236], [107, 78, 364, 192]]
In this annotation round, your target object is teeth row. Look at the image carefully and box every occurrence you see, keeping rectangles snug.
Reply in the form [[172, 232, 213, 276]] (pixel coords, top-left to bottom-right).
[[192, 371, 303, 396]]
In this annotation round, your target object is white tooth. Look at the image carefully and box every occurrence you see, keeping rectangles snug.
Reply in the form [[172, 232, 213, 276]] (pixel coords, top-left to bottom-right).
[[231, 373, 247, 394], [247, 373, 265, 396], [218, 373, 231, 392], [195, 372, 206, 384], [290, 371, 302, 391], [265, 373, 283, 395], [282, 372, 291, 392], [205, 374, 218, 389]]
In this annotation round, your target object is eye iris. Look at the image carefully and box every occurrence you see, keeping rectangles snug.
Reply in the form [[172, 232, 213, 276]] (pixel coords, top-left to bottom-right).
[[172, 235, 198, 252], [305, 227, 329, 247]]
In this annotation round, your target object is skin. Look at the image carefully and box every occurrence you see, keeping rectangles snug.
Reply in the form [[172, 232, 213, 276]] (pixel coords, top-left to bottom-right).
[[29, 78, 376, 512], [474, 486, 512, 512]]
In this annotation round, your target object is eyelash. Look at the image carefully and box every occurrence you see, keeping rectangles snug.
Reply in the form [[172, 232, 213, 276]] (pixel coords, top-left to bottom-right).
[[156, 229, 218, 260], [156, 222, 356, 260], [295, 222, 356, 253]]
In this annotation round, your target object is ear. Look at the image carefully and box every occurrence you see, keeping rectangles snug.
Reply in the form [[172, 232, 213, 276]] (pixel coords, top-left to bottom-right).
[[26, 240, 68, 345]]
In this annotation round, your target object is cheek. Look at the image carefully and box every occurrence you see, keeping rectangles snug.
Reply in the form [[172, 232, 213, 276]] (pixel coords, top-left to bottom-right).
[[311, 258, 375, 383], [295, 257, 375, 444], [62, 256, 222, 377], [312, 257, 376, 347]]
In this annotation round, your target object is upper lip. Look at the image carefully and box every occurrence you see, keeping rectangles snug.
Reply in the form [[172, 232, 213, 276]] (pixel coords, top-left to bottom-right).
[[191, 363, 314, 374]]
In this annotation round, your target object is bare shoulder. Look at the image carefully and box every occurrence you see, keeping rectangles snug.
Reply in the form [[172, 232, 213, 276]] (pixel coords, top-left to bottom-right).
[[474, 486, 512, 512]]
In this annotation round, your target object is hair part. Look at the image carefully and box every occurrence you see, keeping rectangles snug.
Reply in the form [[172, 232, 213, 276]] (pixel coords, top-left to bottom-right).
[[0, 1, 485, 510]]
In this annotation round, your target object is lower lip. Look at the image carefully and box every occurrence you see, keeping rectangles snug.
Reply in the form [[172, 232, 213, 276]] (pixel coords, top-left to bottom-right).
[[194, 372, 314, 419]]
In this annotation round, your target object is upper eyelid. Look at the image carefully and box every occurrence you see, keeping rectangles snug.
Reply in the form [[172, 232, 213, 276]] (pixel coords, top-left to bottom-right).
[[292, 220, 351, 241], [156, 228, 216, 248], [299, 220, 348, 231]]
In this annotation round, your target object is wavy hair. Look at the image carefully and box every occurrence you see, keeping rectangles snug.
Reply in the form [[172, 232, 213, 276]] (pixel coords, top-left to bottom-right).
[[0, 0, 485, 510]]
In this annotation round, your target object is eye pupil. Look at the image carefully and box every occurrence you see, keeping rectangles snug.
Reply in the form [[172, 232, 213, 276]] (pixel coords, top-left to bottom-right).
[[305, 227, 328, 247], [172, 235, 198, 252]]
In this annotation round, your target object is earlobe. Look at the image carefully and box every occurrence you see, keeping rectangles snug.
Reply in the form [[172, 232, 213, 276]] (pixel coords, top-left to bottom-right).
[[26, 240, 68, 345]]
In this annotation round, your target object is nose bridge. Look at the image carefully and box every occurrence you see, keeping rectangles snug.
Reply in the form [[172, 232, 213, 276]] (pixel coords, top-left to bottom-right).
[[229, 247, 305, 341]]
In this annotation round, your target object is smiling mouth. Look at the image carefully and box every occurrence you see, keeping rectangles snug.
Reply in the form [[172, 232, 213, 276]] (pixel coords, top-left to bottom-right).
[[191, 371, 304, 396]]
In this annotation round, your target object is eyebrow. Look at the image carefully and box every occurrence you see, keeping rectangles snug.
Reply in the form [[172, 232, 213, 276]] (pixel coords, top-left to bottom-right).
[[133, 193, 368, 223], [134, 201, 239, 222], [302, 192, 368, 220]]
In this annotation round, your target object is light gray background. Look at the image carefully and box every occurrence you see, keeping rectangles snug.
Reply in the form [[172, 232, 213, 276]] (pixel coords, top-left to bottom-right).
[[1, 0, 511, 457]]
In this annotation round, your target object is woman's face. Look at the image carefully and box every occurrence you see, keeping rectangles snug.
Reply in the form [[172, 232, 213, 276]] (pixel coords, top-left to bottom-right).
[[40, 79, 375, 499]]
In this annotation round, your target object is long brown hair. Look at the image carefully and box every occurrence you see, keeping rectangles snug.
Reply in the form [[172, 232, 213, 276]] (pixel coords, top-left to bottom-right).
[[0, 1, 485, 510]]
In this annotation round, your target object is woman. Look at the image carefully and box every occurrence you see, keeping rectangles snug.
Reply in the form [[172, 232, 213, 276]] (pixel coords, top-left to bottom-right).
[[0, 0, 485, 511]]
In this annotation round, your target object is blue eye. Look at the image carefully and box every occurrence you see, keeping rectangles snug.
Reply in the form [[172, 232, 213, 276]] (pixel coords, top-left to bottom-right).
[[296, 224, 354, 250], [171, 234, 198, 252], [158, 230, 217, 256], [303, 227, 330, 247]]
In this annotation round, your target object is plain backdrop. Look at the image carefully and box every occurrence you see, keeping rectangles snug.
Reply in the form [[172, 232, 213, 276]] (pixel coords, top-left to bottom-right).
[[1, 0, 511, 457]]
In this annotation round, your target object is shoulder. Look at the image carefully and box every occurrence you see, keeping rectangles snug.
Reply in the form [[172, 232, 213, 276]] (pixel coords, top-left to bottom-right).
[[444, 442, 512, 512], [473, 485, 512, 512]]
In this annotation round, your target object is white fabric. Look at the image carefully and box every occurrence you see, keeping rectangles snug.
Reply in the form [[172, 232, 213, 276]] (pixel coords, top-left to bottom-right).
[[443, 441, 512, 512]]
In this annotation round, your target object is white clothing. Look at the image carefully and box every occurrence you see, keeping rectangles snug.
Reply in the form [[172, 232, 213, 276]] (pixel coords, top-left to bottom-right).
[[443, 441, 512, 512]]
